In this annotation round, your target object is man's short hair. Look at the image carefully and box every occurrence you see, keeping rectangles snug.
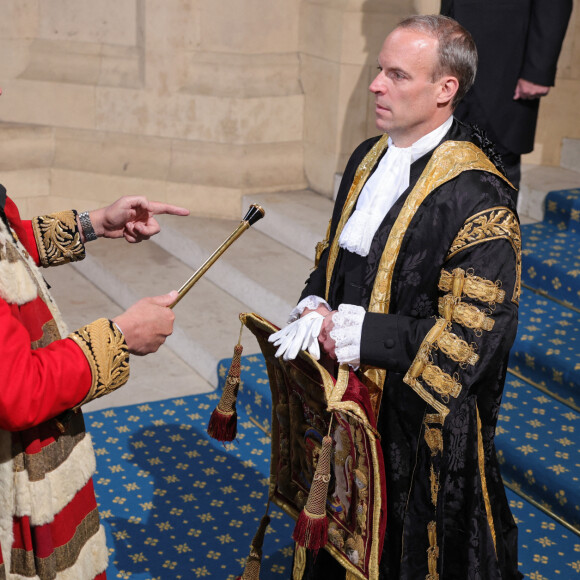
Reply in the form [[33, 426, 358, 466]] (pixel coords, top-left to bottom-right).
[[397, 14, 477, 109]]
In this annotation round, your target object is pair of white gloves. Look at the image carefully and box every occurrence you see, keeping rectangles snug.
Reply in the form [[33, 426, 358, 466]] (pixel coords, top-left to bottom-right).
[[268, 297, 365, 366], [269, 311, 325, 361]]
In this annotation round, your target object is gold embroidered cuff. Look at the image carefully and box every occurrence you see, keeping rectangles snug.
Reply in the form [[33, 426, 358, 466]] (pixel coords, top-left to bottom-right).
[[32, 210, 86, 268], [438, 296, 495, 332], [438, 268, 505, 304], [69, 318, 130, 407]]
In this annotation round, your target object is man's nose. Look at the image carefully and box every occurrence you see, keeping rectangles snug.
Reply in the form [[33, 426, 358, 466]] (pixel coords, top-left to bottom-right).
[[369, 74, 383, 94]]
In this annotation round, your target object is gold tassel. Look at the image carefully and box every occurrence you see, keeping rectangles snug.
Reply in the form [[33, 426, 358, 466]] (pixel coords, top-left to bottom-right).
[[237, 514, 271, 580], [292, 433, 333, 550], [207, 323, 244, 442]]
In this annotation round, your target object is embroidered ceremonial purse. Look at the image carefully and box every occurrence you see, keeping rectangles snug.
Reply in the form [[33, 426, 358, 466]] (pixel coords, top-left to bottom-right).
[[240, 312, 387, 580]]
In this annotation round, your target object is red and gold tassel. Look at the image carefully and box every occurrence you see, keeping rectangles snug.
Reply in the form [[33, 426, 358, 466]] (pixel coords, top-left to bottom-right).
[[236, 514, 271, 580], [207, 329, 243, 441], [292, 434, 333, 551]]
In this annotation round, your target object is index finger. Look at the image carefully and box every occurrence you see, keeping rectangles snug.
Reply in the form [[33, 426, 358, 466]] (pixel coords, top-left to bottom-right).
[[148, 201, 190, 217]]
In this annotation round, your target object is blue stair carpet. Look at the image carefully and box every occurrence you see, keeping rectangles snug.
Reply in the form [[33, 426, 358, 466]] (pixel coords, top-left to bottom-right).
[[521, 187, 580, 309], [86, 386, 580, 579], [508, 287, 580, 410], [496, 372, 580, 531], [85, 394, 294, 579]]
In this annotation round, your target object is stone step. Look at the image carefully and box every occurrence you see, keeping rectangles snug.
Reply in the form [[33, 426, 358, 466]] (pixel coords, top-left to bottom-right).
[[519, 163, 580, 222], [243, 189, 333, 262], [70, 237, 260, 388], [153, 212, 312, 328], [561, 137, 580, 173], [43, 264, 214, 412]]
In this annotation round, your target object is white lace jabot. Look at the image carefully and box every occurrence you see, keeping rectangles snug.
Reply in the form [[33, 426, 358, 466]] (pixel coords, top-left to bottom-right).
[[338, 116, 453, 257]]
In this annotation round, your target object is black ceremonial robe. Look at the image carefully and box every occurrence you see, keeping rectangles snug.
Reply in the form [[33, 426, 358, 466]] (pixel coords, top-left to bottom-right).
[[299, 120, 523, 579]]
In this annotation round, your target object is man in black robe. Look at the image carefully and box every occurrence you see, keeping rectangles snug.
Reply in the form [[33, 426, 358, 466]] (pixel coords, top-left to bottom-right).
[[270, 14, 522, 579]]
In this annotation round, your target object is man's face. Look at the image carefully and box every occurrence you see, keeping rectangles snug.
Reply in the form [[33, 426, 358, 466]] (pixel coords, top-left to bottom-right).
[[369, 27, 446, 147]]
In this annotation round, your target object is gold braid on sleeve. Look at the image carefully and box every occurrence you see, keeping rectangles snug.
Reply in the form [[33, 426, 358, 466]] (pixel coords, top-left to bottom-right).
[[438, 268, 505, 305], [314, 218, 332, 267], [69, 318, 130, 407], [32, 210, 86, 267]]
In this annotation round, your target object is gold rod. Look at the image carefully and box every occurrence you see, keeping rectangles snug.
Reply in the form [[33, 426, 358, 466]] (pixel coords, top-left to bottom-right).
[[169, 204, 264, 309], [170, 222, 249, 309]]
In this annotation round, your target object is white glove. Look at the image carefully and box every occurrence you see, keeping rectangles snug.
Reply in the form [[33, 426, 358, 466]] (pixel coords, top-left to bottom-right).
[[268, 311, 324, 361]]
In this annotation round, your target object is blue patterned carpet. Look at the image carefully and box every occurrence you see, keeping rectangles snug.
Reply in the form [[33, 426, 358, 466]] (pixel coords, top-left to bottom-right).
[[87, 394, 294, 579], [88, 359, 580, 579]]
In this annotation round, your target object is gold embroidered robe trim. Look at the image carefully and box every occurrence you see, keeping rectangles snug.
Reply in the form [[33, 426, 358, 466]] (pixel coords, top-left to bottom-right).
[[403, 320, 455, 419], [445, 207, 521, 303], [32, 210, 86, 268], [438, 267, 506, 304], [438, 296, 495, 332], [315, 219, 332, 267], [477, 407, 497, 554], [320, 140, 508, 418], [69, 318, 130, 407]]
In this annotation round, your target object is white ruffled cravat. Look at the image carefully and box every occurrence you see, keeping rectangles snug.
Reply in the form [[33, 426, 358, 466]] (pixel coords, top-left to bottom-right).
[[339, 116, 453, 257]]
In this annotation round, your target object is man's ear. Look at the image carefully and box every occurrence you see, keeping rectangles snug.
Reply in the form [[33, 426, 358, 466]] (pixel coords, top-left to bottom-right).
[[437, 76, 459, 107]]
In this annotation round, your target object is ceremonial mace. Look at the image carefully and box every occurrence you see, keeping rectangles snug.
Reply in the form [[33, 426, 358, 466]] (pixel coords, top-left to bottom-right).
[[169, 204, 265, 309]]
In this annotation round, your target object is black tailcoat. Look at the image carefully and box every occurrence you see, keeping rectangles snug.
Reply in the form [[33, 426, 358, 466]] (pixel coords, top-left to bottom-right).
[[441, 0, 572, 155]]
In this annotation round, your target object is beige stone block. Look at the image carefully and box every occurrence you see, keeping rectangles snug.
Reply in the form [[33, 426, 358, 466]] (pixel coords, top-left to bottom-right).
[[303, 142, 338, 197], [345, 0, 415, 10], [238, 95, 303, 144], [199, 0, 299, 54], [336, 62, 374, 161], [1, 80, 95, 129], [0, 39, 35, 78], [166, 182, 243, 219], [50, 168, 168, 207], [96, 87, 303, 144], [19, 39, 142, 89], [301, 54, 340, 151], [555, 3, 579, 80], [0, 1, 40, 38], [22, 39, 101, 85], [535, 79, 580, 166], [143, 0, 198, 93], [99, 43, 143, 89], [1, 169, 51, 207], [299, 2, 344, 61], [0, 124, 55, 171], [169, 140, 305, 190], [341, 10, 401, 67], [37, 0, 137, 46], [145, 0, 199, 54], [11, 195, 99, 220], [183, 52, 302, 98], [414, 0, 440, 14], [53, 128, 172, 180]]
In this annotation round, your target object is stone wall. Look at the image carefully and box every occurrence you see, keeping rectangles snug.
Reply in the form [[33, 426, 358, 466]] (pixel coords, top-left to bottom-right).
[[0, 0, 578, 218], [0, 0, 305, 218]]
